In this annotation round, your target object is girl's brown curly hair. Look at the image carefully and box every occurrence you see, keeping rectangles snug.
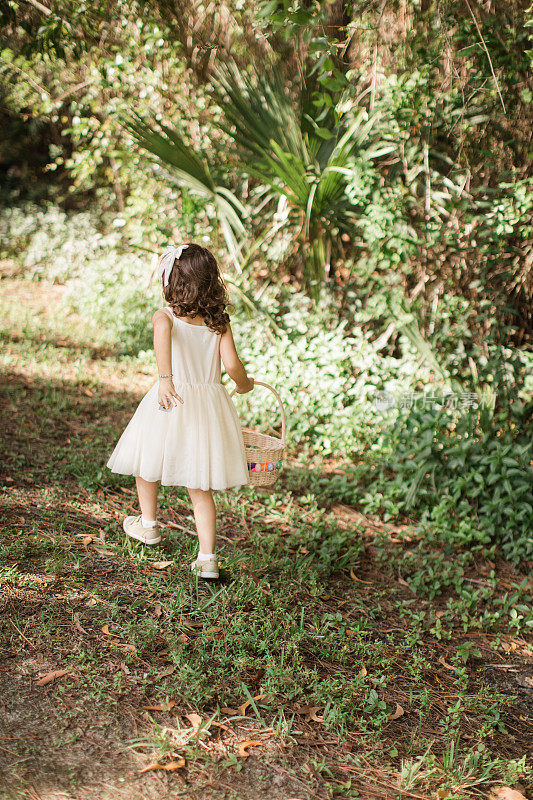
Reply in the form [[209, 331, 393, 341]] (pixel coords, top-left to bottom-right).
[[161, 243, 231, 334]]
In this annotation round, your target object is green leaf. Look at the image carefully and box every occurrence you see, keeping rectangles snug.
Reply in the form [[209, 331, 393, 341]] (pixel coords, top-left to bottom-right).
[[122, 113, 246, 269]]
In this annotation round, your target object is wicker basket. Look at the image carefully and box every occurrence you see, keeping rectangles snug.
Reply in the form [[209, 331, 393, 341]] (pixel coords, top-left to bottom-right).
[[231, 381, 286, 488]]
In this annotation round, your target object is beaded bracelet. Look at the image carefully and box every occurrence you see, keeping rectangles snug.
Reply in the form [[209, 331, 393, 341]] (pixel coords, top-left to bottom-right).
[[159, 373, 173, 379]]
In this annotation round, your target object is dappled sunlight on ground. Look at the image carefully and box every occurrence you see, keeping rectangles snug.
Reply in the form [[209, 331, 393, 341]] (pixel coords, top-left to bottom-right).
[[1, 276, 531, 800]]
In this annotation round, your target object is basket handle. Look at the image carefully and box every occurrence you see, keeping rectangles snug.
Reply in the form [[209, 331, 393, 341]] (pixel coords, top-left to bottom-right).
[[230, 381, 286, 445]]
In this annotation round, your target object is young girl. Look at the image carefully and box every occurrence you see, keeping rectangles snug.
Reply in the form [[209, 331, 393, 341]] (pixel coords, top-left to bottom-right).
[[106, 243, 254, 579]]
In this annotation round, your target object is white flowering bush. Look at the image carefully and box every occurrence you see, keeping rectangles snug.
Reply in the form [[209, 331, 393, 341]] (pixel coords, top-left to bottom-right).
[[1, 205, 122, 282], [231, 294, 423, 456]]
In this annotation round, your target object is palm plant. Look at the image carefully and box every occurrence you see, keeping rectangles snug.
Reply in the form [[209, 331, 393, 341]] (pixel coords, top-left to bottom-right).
[[125, 113, 248, 269], [125, 62, 393, 293], [215, 63, 393, 289]]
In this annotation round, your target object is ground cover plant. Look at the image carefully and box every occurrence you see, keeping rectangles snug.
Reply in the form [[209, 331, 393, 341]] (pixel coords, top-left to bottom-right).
[[1, 1, 532, 797], [1, 254, 531, 800]]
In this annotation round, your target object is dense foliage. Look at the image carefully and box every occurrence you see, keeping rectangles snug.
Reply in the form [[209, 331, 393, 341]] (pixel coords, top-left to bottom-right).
[[1, 1, 532, 561]]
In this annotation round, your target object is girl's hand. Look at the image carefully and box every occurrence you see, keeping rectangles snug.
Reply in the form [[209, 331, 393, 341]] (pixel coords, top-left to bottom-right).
[[235, 377, 254, 394], [158, 378, 183, 409]]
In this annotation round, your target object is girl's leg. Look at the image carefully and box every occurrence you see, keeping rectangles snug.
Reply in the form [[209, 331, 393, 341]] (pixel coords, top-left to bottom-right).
[[187, 488, 216, 555], [135, 476, 158, 521]]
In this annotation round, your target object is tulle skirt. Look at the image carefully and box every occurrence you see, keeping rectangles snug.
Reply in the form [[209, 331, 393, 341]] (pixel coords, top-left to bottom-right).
[[106, 381, 249, 491]]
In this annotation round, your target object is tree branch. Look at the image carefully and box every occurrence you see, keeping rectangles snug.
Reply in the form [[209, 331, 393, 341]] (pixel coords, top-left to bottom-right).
[[463, 0, 506, 113]]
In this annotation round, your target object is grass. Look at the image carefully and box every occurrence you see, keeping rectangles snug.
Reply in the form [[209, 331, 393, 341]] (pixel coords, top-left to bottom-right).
[[0, 273, 532, 800]]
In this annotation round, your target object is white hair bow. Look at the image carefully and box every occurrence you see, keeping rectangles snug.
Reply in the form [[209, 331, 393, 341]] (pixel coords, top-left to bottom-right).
[[157, 244, 189, 287]]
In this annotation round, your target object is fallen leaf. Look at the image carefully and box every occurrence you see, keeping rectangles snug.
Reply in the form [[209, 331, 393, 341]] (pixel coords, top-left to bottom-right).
[[237, 693, 266, 716], [73, 613, 88, 635], [211, 721, 231, 732], [236, 700, 248, 715], [152, 561, 173, 570], [436, 790, 450, 799], [294, 704, 323, 721], [220, 707, 238, 715], [438, 655, 455, 671], [389, 703, 404, 720], [35, 668, 69, 687], [82, 535, 93, 545], [142, 700, 175, 712], [359, 666, 368, 677], [139, 758, 185, 773], [158, 666, 176, 678], [153, 603, 163, 618], [185, 713, 203, 730], [118, 642, 137, 654], [86, 598, 98, 607], [489, 788, 528, 800], [101, 625, 120, 638], [237, 740, 262, 758], [294, 704, 314, 714]]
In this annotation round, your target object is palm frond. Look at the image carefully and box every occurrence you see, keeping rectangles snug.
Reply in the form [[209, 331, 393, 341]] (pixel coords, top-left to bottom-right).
[[123, 114, 246, 269], [215, 62, 310, 170], [222, 274, 282, 335], [127, 113, 215, 189], [126, 62, 387, 293]]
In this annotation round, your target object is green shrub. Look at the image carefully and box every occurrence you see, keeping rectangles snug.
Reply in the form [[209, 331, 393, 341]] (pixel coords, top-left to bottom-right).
[[3, 204, 531, 562], [0, 204, 123, 281], [231, 289, 423, 456], [367, 400, 532, 562]]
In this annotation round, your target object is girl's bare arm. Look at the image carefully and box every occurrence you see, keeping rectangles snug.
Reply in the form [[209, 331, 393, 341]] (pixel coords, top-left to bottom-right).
[[152, 309, 183, 408], [220, 324, 254, 393]]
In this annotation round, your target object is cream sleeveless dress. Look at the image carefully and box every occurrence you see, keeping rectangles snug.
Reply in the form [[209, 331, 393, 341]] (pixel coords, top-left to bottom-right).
[[106, 308, 248, 491]]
